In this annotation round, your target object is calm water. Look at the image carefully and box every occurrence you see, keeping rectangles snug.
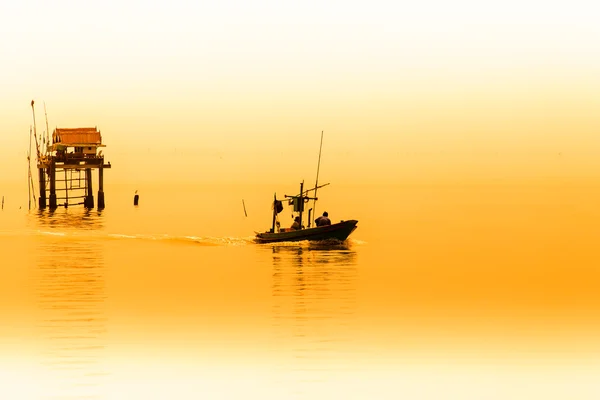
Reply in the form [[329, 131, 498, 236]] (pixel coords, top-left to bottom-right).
[[1, 182, 600, 399]]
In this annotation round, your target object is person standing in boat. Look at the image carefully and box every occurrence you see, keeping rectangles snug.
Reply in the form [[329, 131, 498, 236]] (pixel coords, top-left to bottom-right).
[[315, 211, 331, 227]]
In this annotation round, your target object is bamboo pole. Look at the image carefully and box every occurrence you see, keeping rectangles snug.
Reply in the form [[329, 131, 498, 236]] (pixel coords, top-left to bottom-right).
[[30, 101, 40, 159], [44, 102, 50, 155], [28, 126, 32, 210]]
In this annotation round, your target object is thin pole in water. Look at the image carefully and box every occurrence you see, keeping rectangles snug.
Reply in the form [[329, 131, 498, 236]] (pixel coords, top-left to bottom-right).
[[311, 131, 324, 227], [31, 100, 40, 159], [27, 125, 37, 208], [242, 199, 248, 217], [28, 126, 32, 210], [44, 102, 50, 155]]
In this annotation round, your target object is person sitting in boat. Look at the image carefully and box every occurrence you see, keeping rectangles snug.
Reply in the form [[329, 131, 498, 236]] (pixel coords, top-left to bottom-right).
[[315, 211, 331, 227], [291, 216, 302, 230]]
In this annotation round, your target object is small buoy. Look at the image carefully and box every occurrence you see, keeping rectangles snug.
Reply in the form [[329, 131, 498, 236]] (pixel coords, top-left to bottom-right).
[[134, 190, 139, 206]]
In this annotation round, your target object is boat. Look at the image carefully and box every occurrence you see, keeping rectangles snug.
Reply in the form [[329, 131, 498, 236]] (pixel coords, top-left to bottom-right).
[[254, 131, 358, 244], [254, 180, 358, 244], [255, 218, 358, 243]]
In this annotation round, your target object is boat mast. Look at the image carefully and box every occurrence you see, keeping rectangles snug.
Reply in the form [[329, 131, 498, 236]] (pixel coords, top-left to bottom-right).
[[310, 131, 324, 227], [298, 181, 304, 229], [271, 193, 277, 233]]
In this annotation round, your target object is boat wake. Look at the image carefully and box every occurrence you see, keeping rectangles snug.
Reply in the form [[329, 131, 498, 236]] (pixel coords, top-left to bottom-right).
[[106, 233, 254, 246], [30, 230, 255, 246], [3, 228, 363, 248]]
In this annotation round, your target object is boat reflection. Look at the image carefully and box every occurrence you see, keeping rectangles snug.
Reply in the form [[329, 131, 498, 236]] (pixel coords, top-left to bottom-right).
[[271, 240, 357, 265], [270, 241, 358, 395], [34, 214, 107, 398]]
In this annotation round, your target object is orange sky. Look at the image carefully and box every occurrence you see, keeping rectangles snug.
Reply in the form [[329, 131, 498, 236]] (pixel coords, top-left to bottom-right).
[[1, 1, 600, 185]]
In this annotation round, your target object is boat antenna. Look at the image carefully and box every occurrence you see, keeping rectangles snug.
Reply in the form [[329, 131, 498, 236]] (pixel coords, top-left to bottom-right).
[[310, 131, 324, 227]]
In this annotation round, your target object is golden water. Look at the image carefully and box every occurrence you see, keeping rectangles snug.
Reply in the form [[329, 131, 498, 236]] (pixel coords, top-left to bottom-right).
[[1, 181, 599, 399]]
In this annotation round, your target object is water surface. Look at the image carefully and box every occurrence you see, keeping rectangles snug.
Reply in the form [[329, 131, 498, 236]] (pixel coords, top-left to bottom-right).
[[1, 182, 599, 399]]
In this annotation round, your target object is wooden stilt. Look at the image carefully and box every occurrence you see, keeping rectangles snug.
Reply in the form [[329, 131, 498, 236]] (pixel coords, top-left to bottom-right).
[[97, 164, 105, 209], [49, 161, 57, 209], [38, 167, 46, 209], [85, 168, 94, 208]]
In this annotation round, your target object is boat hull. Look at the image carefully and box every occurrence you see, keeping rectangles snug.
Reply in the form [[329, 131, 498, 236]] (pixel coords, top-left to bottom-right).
[[255, 220, 358, 244]]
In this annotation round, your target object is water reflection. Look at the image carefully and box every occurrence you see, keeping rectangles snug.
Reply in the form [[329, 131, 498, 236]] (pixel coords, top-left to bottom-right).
[[32, 208, 105, 230], [269, 242, 358, 397], [34, 211, 107, 399]]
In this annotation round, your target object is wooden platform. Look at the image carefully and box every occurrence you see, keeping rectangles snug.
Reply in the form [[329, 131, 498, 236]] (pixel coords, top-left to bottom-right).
[[37, 161, 111, 169]]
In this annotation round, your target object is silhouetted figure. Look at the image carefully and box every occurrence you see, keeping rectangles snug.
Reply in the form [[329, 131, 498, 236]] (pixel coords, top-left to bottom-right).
[[315, 211, 331, 227], [291, 216, 301, 230], [134, 190, 139, 206]]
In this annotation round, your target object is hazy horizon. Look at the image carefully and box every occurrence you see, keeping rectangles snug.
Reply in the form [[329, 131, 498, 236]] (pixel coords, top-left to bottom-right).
[[2, 1, 600, 186]]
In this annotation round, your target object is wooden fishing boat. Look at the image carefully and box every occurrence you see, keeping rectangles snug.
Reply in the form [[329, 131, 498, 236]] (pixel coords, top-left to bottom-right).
[[256, 219, 358, 243], [254, 132, 359, 244], [254, 180, 358, 244]]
